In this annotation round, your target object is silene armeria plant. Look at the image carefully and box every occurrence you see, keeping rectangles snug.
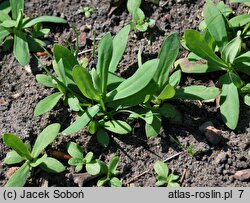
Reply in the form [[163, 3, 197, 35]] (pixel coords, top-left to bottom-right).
[[0, 0, 67, 65], [2, 123, 65, 187], [34, 24, 163, 147], [67, 142, 122, 187], [128, 32, 220, 138], [154, 161, 180, 187], [67, 142, 101, 175], [127, 0, 156, 32], [96, 155, 122, 187], [176, 0, 250, 130]]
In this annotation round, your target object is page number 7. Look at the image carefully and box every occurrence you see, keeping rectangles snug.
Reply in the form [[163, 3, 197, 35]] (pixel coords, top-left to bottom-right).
[[238, 190, 244, 198]]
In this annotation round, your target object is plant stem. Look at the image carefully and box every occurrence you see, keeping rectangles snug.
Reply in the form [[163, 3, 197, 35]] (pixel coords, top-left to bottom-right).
[[72, 27, 79, 56], [99, 98, 106, 112], [92, 29, 96, 58]]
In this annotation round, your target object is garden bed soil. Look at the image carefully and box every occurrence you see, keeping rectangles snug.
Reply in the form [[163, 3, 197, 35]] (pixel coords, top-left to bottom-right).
[[0, 0, 250, 187]]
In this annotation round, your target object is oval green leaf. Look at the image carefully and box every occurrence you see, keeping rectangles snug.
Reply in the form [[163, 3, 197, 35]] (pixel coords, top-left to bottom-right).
[[154, 33, 180, 87], [109, 25, 130, 73], [86, 162, 101, 176], [154, 161, 169, 178], [0, 11, 11, 22], [36, 74, 55, 88], [244, 95, 250, 106], [108, 81, 158, 108], [169, 69, 182, 87], [5, 161, 30, 187], [34, 92, 64, 116], [67, 142, 84, 159], [220, 83, 239, 130], [68, 157, 84, 166], [107, 59, 159, 101], [97, 33, 113, 96], [23, 16, 67, 28], [97, 177, 109, 187], [155, 84, 175, 103], [73, 65, 100, 101], [127, 0, 142, 13], [3, 133, 32, 160], [229, 14, 250, 27], [10, 0, 24, 20], [145, 113, 161, 139], [97, 129, 110, 148], [68, 96, 81, 112], [4, 150, 24, 165], [109, 156, 119, 175], [221, 36, 242, 64], [184, 29, 227, 68], [14, 30, 30, 66], [30, 154, 48, 167], [63, 105, 100, 135], [204, 0, 228, 50], [175, 58, 224, 73], [174, 85, 220, 100], [85, 152, 94, 163], [53, 44, 78, 84], [110, 177, 122, 187], [104, 120, 132, 134], [40, 157, 65, 173], [31, 123, 61, 158]]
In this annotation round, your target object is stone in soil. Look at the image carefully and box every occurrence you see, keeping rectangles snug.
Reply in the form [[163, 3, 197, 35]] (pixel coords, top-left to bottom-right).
[[234, 169, 250, 181]]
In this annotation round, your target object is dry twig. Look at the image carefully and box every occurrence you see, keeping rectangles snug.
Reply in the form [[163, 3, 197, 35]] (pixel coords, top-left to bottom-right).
[[78, 49, 93, 55], [179, 168, 188, 186], [161, 0, 171, 8]]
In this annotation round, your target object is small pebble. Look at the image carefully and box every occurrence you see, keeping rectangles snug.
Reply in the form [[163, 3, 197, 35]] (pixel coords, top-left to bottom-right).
[[234, 169, 250, 181], [199, 122, 223, 145]]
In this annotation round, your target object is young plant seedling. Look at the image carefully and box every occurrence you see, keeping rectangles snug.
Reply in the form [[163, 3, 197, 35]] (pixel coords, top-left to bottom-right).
[[2, 123, 65, 187], [67, 142, 101, 175], [169, 135, 197, 157], [176, 0, 250, 130], [127, 0, 155, 32], [128, 33, 220, 138], [97, 155, 122, 187], [79, 6, 94, 18], [34, 24, 162, 146], [153, 161, 180, 187], [0, 0, 67, 65]]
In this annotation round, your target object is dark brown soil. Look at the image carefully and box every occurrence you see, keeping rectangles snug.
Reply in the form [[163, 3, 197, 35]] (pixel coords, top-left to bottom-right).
[[0, 0, 249, 187]]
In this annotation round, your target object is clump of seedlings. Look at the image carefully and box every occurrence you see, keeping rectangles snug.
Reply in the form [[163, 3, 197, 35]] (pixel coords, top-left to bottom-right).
[[127, 0, 156, 32], [67, 142, 101, 175], [67, 142, 122, 187], [176, 0, 250, 130], [2, 124, 65, 187], [35, 24, 164, 146], [128, 33, 220, 138], [154, 161, 180, 187], [0, 0, 67, 65], [79, 6, 94, 18], [96, 155, 122, 187]]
